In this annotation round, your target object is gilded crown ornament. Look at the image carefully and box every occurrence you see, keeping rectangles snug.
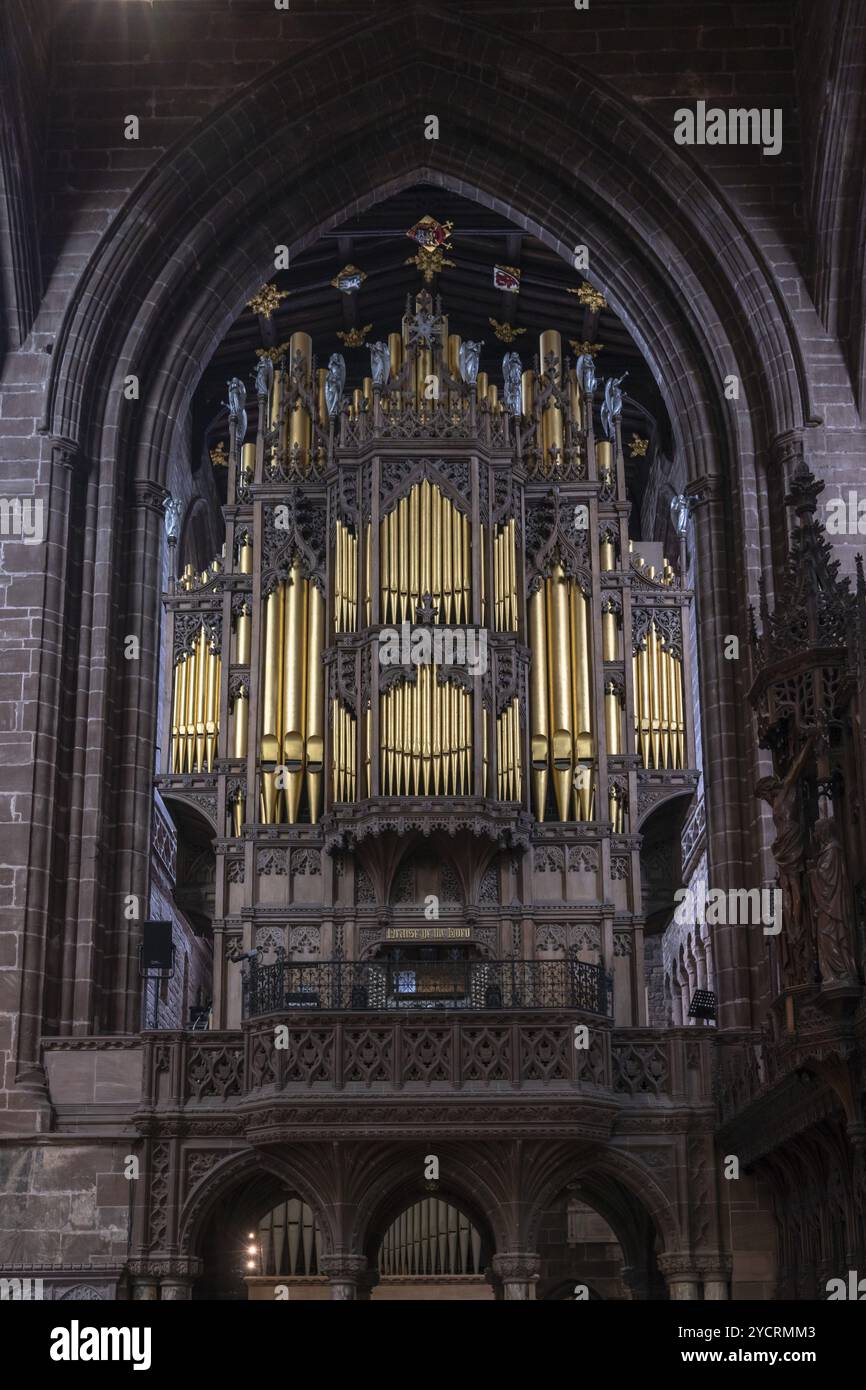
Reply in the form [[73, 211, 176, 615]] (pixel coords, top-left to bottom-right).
[[336, 324, 372, 348]]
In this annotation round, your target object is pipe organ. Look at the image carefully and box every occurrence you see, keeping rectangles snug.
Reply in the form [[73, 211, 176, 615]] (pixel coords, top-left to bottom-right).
[[157, 288, 696, 1031]]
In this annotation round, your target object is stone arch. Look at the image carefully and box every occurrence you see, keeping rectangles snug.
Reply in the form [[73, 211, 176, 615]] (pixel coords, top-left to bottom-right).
[[177, 1148, 338, 1261], [523, 1145, 683, 1262], [351, 1145, 512, 1260], [20, 4, 825, 1061]]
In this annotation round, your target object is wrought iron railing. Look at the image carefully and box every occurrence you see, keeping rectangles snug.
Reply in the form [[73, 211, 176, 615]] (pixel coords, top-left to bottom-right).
[[244, 957, 611, 1019]]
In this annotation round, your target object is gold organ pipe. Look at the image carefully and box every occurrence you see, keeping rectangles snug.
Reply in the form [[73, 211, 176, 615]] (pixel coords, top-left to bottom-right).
[[416, 347, 432, 407], [649, 622, 661, 769], [605, 681, 621, 756], [463, 513, 471, 624], [659, 638, 671, 769], [521, 368, 535, 419], [450, 683, 458, 792], [432, 669, 441, 795], [596, 439, 613, 484], [546, 567, 573, 820], [288, 332, 313, 472], [364, 523, 371, 628], [260, 583, 284, 822], [204, 640, 219, 772], [487, 384, 498, 412], [334, 520, 342, 632], [316, 367, 328, 429], [366, 704, 372, 797], [231, 790, 245, 838], [480, 523, 486, 626], [452, 503, 463, 623], [528, 586, 549, 821], [380, 517, 389, 623], [442, 500, 453, 622], [493, 528, 501, 631], [170, 659, 181, 772], [568, 367, 581, 430], [409, 485, 420, 614], [388, 508, 399, 623], [431, 483, 441, 616], [233, 684, 249, 760], [305, 582, 324, 823], [194, 625, 208, 773], [476, 371, 488, 402], [600, 534, 616, 572], [236, 602, 251, 665], [447, 334, 461, 380], [399, 496, 409, 620], [420, 479, 431, 609], [352, 387, 362, 418], [638, 638, 651, 768], [482, 712, 488, 797], [540, 330, 564, 470], [673, 653, 684, 767], [602, 601, 619, 662], [179, 651, 192, 772], [238, 533, 253, 575]]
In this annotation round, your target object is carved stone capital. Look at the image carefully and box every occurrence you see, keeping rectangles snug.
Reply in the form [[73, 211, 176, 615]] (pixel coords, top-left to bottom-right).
[[132, 479, 170, 514]]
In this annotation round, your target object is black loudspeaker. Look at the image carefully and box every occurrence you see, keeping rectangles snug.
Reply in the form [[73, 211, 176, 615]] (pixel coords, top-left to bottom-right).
[[141, 920, 173, 971]]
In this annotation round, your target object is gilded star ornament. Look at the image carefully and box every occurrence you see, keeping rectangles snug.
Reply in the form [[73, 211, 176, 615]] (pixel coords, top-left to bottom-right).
[[489, 318, 527, 344], [246, 282, 290, 318], [405, 247, 456, 284], [210, 441, 228, 468], [569, 340, 604, 357], [336, 324, 373, 348], [628, 434, 649, 458], [567, 282, 608, 313]]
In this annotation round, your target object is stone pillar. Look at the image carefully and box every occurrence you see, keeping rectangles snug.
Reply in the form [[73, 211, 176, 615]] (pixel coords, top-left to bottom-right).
[[698, 1255, 732, 1300], [320, 1254, 367, 1301], [131, 1276, 159, 1301], [160, 1278, 192, 1300], [658, 1253, 700, 1300], [491, 1253, 541, 1300]]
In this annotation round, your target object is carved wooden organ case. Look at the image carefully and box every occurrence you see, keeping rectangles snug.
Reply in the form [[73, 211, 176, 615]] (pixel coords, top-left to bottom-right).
[[157, 293, 697, 1027]]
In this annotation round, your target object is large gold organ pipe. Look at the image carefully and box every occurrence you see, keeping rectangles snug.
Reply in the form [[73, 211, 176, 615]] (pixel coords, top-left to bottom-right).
[[528, 571, 594, 821], [540, 330, 564, 471], [257, 567, 324, 825], [528, 586, 549, 820], [380, 673, 472, 796], [282, 562, 307, 821], [632, 618, 685, 770], [379, 482, 469, 625], [547, 564, 573, 820], [288, 331, 312, 471]]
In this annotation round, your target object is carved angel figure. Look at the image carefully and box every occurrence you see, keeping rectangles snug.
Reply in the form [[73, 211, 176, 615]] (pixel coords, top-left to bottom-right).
[[459, 340, 483, 386], [255, 355, 273, 401], [670, 494, 691, 539], [369, 341, 390, 387], [574, 353, 597, 398], [325, 353, 346, 418], [502, 351, 523, 416], [756, 733, 816, 984], [600, 372, 627, 439], [227, 376, 248, 446], [163, 495, 182, 544]]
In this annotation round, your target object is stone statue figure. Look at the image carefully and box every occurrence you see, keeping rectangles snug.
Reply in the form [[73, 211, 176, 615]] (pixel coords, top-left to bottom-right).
[[807, 818, 858, 985], [502, 351, 523, 416], [324, 353, 346, 418], [163, 495, 182, 544], [369, 341, 390, 387], [756, 732, 816, 983], [227, 376, 247, 447], [670, 494, 691, 539], [255, 355, 273, 401], [574, 353, 597, 398], [600, 372, 627, 439], [458, 340, 482, 386]]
